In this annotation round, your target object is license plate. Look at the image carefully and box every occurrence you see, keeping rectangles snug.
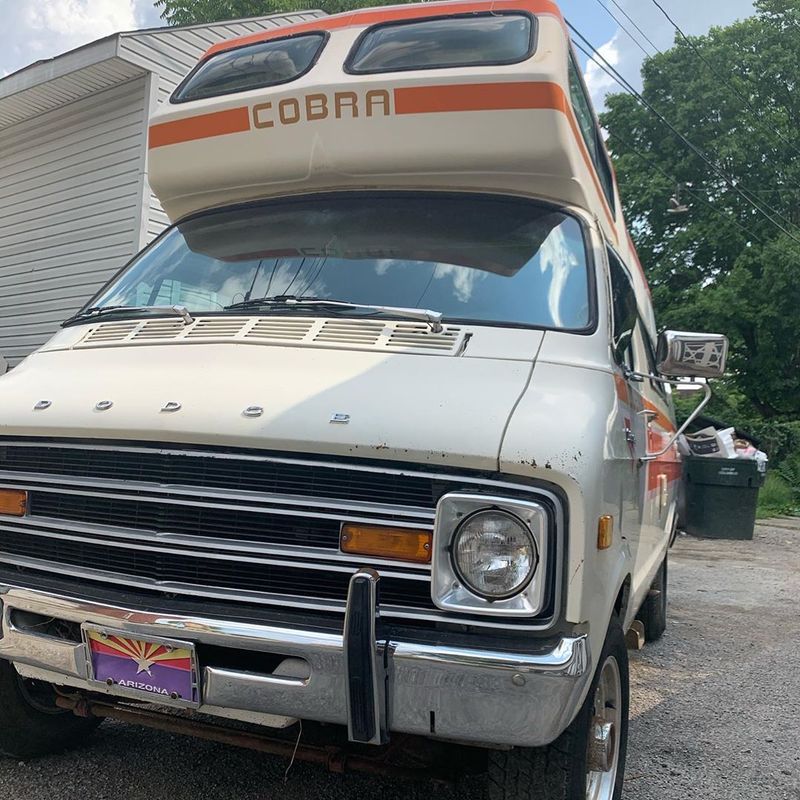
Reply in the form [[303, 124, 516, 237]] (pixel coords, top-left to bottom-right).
[[83, 626, 199, 706]]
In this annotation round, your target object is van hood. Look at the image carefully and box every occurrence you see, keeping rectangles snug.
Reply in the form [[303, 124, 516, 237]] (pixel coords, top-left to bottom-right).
[[0, 329, 542, 471]]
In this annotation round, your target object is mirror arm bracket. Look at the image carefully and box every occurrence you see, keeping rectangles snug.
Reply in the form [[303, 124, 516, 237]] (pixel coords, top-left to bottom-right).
[[624, 371, 713, 463], [622, 366, 645, 383]]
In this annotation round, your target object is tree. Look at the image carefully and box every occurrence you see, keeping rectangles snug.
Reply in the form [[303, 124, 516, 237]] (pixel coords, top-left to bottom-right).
[[601, 1, 800, 422], [155, 0, 415, 25]]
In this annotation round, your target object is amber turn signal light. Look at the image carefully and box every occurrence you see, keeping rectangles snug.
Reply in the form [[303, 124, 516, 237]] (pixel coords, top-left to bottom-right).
[[341, 523, 432, 563], [0, 489, 27, 517], [597, 515, 613, 550]]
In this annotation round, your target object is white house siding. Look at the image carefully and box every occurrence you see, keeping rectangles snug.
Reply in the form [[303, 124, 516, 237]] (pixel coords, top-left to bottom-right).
[[118, 12, 325, 243], [0, 12, 323, 365], [0, 76, 148, 364]]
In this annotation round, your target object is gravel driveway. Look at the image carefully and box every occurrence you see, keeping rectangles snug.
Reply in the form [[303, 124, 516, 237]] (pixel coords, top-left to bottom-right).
[[2, 521, 798, 799]]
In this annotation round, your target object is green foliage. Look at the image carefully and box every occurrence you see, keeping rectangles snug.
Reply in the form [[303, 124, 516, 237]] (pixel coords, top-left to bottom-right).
[[756, 472, 798, 518], [775, 445, 800, 487], [601, 4, 800, 424], [602, 1, 800, 494], [154, 0, 415, 25]]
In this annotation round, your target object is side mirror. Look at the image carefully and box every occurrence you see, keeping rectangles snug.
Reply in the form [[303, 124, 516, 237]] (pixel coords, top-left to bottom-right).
[[656, 330, 728, 379]]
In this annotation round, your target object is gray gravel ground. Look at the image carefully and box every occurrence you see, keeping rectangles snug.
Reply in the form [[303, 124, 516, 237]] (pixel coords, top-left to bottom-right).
[[1, 521, 798, 799]]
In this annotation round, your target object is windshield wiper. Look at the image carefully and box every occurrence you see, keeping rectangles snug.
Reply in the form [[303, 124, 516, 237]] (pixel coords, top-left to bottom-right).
[[64, 305, 193, 327], [222, 296, 444, 332]]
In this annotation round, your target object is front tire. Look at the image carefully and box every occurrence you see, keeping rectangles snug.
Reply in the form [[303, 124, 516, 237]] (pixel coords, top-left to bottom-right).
[[0, 659, 101, 759], [480, 617, 629, 800]]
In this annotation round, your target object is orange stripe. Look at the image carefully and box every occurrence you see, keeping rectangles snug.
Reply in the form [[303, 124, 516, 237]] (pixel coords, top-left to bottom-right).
[[613, 372, 630, 404], [147, 81, 620, 243], [204, 0, 563, 59], [617, 388, 679, 491], [643, 397, 677, 435], [394, 81, 617, 236], [394, 80, 563, 114], [149, 107, 250, 149], [147, 80, 620, 239], [646, 428, 682, 491]]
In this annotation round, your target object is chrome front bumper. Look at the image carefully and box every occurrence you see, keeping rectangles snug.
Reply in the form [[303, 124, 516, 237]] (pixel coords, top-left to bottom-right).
[[0, 581, 590, 748]]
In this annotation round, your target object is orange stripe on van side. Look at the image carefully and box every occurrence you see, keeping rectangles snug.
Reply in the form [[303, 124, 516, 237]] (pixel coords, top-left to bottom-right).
[[149, 107, 251, 149], [643, 398, 677, 435], [394, 80, 564, 114], [394, 81, 618, 237]]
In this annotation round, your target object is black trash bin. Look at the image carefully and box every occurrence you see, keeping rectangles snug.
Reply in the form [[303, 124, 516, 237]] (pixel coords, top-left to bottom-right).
[[684, 456, 766, 540]]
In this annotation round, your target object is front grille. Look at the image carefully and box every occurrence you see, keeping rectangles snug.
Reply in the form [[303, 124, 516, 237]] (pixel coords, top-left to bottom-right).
[[0, 528, 431, 608], [30, 492, 343, 549], [0, 442, 438, 507], [0, 439, 558, 629]]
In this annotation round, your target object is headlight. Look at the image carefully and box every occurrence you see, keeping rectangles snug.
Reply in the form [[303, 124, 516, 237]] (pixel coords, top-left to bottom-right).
[[432, 493, 551, 617], [452, 510, 538, 599]]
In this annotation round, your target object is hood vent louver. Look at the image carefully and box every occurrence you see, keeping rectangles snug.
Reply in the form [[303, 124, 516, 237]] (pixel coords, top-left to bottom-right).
[[386, 322, 462, 351], [76, 316, 465, 356], [313, 320, 385, 346], [247, 319, 315, 341], [132, 319, 187, 339], [80, 321, 140, 343]]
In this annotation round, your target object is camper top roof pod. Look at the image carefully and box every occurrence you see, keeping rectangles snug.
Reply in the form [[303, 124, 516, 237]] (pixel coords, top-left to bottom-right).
[[147, 0, 626, 260]]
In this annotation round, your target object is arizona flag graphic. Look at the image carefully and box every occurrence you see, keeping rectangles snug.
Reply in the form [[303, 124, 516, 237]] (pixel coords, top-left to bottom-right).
[[86, 631, 197, 702]]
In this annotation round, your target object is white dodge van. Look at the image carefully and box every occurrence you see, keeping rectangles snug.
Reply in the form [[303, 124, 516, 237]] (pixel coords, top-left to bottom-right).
[[0, 2, 727, 798]]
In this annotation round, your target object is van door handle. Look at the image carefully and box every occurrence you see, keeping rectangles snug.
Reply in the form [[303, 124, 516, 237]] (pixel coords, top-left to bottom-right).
[[624, 425, 636, 444]]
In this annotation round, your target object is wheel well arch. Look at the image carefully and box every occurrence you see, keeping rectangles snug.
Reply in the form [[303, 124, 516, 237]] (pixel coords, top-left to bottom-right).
[[614, 574, 631, 622]]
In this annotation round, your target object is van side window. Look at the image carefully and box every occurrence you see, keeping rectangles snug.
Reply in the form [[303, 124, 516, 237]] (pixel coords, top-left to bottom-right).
[[568, 54, 616, 214], [608, 250, 637, 370]]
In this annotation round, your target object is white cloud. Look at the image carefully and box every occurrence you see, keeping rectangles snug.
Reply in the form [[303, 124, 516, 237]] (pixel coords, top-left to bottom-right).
[[584, 32, 621, 111], [0, 0, 162, 77], [584, 0, 757, 110]]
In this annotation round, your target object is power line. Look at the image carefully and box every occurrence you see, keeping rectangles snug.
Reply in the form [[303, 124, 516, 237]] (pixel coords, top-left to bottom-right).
[[567, 28, 800, 247], [567, 32, 800, 244], [603, 126, 766, 247], [607, 0, 662, 54], [592, 0, 653, 59], [647, 0, 800, 161]]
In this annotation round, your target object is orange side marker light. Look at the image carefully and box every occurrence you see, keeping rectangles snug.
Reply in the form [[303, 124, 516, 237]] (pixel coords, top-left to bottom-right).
[[341, 524, 432, 564], [0, 489, 27, 517], [597, 515, 613, 550]]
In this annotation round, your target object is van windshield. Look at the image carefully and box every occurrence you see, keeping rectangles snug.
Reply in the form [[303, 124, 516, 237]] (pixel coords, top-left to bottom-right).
[[85, 194, 592, 331]]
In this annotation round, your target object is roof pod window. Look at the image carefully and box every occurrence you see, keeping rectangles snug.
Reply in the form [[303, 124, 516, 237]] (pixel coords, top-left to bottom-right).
[[172, 33, 327, 103], [345, 12, 537, 74], [567, 52, 616, 215]]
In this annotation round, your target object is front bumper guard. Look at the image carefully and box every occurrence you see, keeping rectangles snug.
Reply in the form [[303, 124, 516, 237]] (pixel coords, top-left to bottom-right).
[[0, 572, 591, 749]]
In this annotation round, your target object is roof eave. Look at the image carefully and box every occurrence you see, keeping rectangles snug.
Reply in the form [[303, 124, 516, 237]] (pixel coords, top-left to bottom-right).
[[0, 35, 120, 101]]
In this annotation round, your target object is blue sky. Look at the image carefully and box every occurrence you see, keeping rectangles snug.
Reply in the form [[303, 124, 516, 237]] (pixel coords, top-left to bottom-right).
[[0, 0, 757, 109], [577, 0, 756, 108], [560, 0, 617, 63]]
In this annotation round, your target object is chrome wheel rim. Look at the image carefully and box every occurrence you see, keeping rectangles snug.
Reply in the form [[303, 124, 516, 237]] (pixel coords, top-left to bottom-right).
[[585, 655, 622, 800]]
